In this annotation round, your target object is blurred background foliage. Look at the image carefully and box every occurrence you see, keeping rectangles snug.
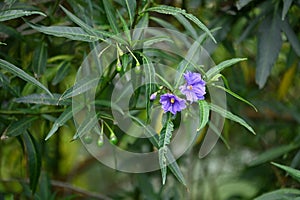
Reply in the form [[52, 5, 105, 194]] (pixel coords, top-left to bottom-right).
[[0, 0, 300, 199]]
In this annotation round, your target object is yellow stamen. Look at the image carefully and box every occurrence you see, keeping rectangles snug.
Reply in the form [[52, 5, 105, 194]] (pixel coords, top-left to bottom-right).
[[170, 98, 175, 103], [187, 85, 193, 90]]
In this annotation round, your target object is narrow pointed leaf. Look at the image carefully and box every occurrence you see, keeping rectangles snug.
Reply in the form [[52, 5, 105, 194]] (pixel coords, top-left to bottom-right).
[[124, 0, 136, 26], [23, 131, 41, 193], [198, 100, 209, 131], [51, 62, 70, 85], [5, 117, 38, 137], [236, 0, 253, 10], [209, 103, 255, 135], [14, 93, 70, 106], [146, 5, 216, 43], [256, 15, 282, 88], [0, 10, 46, 22], [212, 85, 257, 111], [128, 114, 186, 186], [206, 58, 247, 80], [174, 14, 197, 39], [272, 162, 300, 182], [159, 114, 174, 185], [28, 23, 99, 42], [32, 42, 48, 78], [103, 0, 120, 33], [280, 19, 300, 57], [0, 59, 52, 96], [73, 113, 99, 140], [282, 0, 293, 20], [59, 76, 98, 100], [45, 105, 83, 140], [254, 188, 300, 200], [249, 143, 299, 166]]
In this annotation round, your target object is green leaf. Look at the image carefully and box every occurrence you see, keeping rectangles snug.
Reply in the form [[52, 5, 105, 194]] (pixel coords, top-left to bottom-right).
[[0, 59, 52, 97], [124, 0, 136, 26], [174, 14, 197, 39], [23, 131, 41, 193], [60, 5, 94, 32], [282, 0, 293, 20], [141, 54, 156, 121], [206, 58, 247, 80], [73, 113, 99, 140], [146, 5, 216, 43], [212, 85, 257, 111], [14, 93, 70, 106], [249, 143, 299, 166], [175, 38, 203, 89], [236, 0, 253, 10], [280, 19, 300, 57], [272, 162, 300, 182], [32, 42, 48, 78], [128, 114, 186, 186], [0, 10, 46, 22], [197, 100, 209, 131], [256, 15, 282, 89], [5, 117, 38, 137], [209, 103, 255, 135], [254, 188, 300, 200], [149, 16, 178, 31], [45, 105, 83, 140], [133, 13, 149, 41], [59, 76, 98, 100], [159, 114, 174, 185], [28, 23, 99, 42], [103, 0, 120, 33], [51, 61, 70, 86]]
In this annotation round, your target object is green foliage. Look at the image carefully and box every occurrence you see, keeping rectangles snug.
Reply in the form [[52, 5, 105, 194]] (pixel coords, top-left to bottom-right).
[[0, 0, 299, 199]]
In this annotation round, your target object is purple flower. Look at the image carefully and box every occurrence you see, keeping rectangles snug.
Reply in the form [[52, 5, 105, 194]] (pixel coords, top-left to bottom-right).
[[150, 92, 157, 100], [179, 71, 206, 103], [159, 93, 186, 115]]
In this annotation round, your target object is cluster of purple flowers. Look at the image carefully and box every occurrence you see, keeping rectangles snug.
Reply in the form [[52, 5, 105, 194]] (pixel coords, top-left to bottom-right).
[[151, 72, 206, 115]]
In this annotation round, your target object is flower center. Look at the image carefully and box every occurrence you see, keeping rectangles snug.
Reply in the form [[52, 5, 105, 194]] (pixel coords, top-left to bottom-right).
[[187, 85, 193, 90], [170, 98, 175, 104]]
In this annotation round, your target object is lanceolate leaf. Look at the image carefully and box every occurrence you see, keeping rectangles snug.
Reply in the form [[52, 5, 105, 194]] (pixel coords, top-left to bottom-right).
[[73, 113, 99, 140], [124, 0, 136, 26], [206, 58, 247, 80], [5, 117, 38, 137], [0, 10, 46, 22], [272, 162, 300, 182], [209, 103, 255, 135], [23, 131, 41, 193], [282, 0, 293, 20], [280, 19, 300, 57], [28, 23, 99, 42], [103, 0, 120, 33], [15, 93, 70, 106], [59, 76, 99, 100], [212, 85, 257, 111], [45, 105, 83, 140], [159, 114, 174, 185], [254, 188, 300, 200], [0, 59, 52, 96], [32, 42, 48, 78], [146, 5, 216, 43], [236, 0, 253, 10], [249, 143, 299, 166], [256, 15, 282, 89], [51, 61, 70, 86], [129, 114, 186, 186], [198, 100, 209, 131]]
